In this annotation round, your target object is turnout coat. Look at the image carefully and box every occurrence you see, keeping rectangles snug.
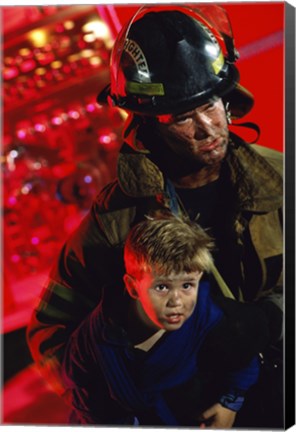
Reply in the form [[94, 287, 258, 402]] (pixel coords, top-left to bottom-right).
[[27, 125, 283, 399]]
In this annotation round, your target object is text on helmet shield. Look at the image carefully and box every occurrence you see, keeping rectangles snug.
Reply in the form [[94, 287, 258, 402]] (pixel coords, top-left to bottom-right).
[[124, 39, 151, 82]]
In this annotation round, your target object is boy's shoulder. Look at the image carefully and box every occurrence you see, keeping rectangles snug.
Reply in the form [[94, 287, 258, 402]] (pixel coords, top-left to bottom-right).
[[194, 282, 224, 329]]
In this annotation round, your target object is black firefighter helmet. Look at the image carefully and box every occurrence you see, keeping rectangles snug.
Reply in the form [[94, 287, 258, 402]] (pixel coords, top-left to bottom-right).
[[98, 4, 254, 119]]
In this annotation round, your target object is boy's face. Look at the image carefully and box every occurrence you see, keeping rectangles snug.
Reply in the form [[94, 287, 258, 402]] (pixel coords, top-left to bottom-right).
[[125, 268, 202, 331]]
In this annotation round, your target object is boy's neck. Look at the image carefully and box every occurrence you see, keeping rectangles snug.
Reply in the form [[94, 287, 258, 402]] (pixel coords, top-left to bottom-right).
[[134, 329, 166, 352], [127, 300, 165, 349]]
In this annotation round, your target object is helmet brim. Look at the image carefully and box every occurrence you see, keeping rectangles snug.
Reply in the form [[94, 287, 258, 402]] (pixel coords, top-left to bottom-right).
[[97, 79, 254, 119], [223, 83, 254, 119]]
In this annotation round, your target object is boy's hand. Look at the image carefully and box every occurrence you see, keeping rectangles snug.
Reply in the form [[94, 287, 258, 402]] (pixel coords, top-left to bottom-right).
[[198, 403, 237, 429]]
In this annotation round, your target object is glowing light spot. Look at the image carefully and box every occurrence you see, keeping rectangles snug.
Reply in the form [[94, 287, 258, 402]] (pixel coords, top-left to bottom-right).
[[34, 123, 46, 132], [3, 67, 19, 80], [105, 39, 114, 50], [17, 130, 27, 139], [89, 57, 102, 66], [82, 20, 110, 39], [68, 53, 81, 62], [8, 196, 17, 205], [51, 60, 62, 69], [99, 135, 111, 144], [33, 162, 42, 169], [31, 236, 40, 245], [21, 184, 31, 194], [84, 175, 92, 184], [35, 68, 47, 75], [28, 29, 48, 48], [68, 110, 80, 119], [10, 150, 18, 158], [83, 34, 96, 43], [80, 49, 94, 58], [86, 103, 95, 113], [19, 48, 31, 57], [51, 116, 63, 125], [64, 20, 75, 30]]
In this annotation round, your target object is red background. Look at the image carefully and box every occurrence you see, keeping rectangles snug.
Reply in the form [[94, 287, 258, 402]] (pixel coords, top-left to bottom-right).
[[2, 2, 284, 425]]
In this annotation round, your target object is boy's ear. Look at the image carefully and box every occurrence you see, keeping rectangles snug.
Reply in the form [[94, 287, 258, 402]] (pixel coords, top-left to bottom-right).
[[123, 274, 139, 299]]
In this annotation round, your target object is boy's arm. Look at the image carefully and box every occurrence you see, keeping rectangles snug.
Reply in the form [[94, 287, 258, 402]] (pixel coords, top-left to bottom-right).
[[219, 354, 260, 409], [60, 298, 133, 424]]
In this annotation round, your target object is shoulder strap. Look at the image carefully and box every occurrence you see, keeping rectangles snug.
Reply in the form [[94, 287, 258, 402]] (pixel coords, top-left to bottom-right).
[[211, 263, 244, 301]]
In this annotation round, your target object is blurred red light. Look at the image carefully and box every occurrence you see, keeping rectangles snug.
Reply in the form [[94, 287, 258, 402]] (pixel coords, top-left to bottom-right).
[[99, 134, 111, 145], [45, 71, 53, 81], [86, 103, 95, 113], [11, 255, 21, 263], [37, 52, 55, 66], [31, 237, 40, 245], [68, 110, 80, 119], [34, 123, 46, 132], [62, 65, 71, 74], [8, 196, 17, 206], [77, 40, 87, 49], [3, 67, 19, 80], [20, 60, 36, 73], [17, 130, 27, 139], [51, 116, 63, 125], [55, 23, 65, 33]]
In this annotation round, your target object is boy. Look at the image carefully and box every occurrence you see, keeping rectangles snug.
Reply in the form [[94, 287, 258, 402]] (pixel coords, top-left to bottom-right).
[[62, 216, 269, 427]]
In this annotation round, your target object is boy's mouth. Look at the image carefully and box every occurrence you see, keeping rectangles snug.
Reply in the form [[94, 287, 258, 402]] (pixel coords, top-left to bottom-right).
[[165, 313, 183, 324]]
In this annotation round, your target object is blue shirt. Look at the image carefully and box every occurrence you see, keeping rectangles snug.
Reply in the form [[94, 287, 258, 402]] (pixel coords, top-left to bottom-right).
[[62, 282, 261, 425]]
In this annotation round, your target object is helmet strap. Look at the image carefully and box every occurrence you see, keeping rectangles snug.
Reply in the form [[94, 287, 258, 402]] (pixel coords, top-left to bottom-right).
[[225, 102, 232, 125], [230, 122, 261, 144]]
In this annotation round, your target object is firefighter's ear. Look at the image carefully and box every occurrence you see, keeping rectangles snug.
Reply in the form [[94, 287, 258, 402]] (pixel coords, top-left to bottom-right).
[[123, 274, 139, 299]]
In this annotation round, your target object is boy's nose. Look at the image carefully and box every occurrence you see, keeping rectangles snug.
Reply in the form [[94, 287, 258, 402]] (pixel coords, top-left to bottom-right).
[[167, 290, 182, 307]]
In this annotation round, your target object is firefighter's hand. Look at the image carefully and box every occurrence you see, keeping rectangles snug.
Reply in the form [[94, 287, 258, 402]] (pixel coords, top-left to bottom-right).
[[198, 403, 237, 429]]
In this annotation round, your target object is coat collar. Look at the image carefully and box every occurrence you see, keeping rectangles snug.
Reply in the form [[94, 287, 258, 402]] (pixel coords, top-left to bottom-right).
[[117, 126, 282, 213], [225, 136, 282, 212]]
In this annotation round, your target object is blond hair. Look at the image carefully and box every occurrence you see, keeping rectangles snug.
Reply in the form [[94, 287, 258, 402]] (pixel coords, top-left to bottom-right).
[[124, 215, 214, 278]]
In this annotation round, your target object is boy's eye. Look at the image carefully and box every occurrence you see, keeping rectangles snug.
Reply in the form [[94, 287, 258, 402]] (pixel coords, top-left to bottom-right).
[[155, 284, 169, 292], [182, 283, 193, 290]]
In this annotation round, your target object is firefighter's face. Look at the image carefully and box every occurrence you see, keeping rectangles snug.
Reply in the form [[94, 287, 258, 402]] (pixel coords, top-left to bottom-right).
[[156, 98, 229, 166]]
